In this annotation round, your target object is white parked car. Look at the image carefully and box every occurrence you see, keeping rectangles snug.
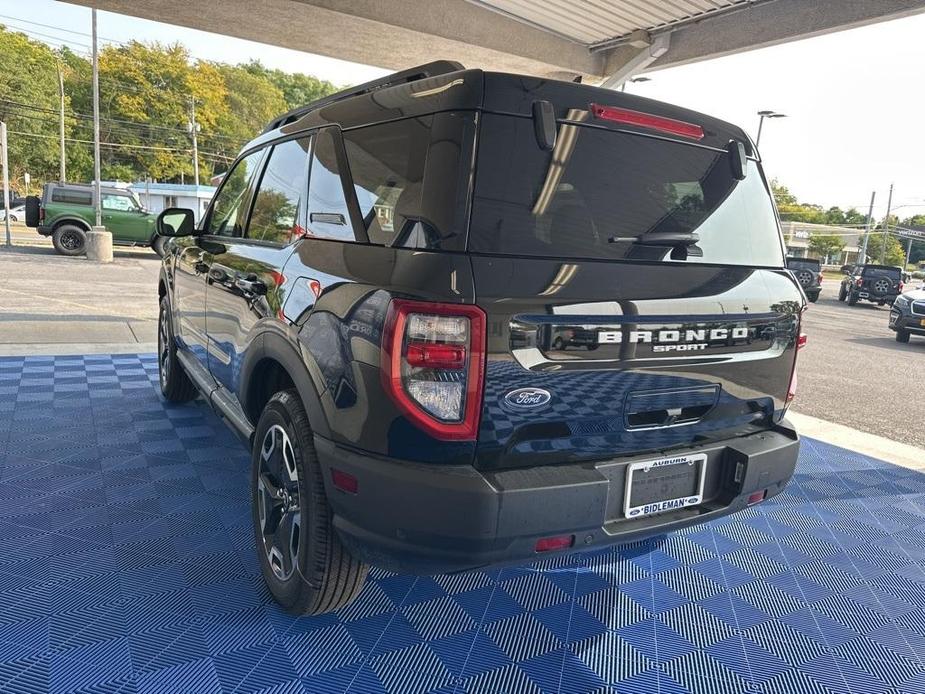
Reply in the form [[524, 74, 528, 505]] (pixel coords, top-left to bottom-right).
[[0, 205, 25, 222]]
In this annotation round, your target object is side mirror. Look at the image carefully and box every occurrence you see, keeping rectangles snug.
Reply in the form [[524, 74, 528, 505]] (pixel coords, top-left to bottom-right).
[[156, 207, 195, 237]]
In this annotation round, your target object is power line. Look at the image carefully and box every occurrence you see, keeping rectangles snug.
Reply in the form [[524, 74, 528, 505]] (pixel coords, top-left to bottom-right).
[[8, 129, 234, 160]]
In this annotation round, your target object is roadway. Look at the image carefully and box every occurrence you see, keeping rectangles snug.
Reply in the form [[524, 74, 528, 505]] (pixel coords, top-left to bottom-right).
[[794, 279, 925, 448]]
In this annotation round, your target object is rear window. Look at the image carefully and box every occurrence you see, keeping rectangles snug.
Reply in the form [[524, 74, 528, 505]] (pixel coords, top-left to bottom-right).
[[862, 266, 901, 278], [787, 258, 820, 270], [342, 112, 474, 251], [470, 114, 784, 266], [51, 189, 92, 205]]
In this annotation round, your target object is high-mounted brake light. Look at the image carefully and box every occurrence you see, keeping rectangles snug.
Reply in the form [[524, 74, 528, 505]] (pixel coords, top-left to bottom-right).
[[590, 103, 705, 140], [381, 299, 486, 441]]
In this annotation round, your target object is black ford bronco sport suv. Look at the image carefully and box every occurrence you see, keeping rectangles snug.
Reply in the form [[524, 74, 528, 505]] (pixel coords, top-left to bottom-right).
[[155, 62, 804, 615]]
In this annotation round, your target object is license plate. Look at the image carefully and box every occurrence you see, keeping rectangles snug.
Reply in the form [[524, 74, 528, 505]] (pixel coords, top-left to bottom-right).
[[859, 292, 869, 298], [624, 453, 707, 519]]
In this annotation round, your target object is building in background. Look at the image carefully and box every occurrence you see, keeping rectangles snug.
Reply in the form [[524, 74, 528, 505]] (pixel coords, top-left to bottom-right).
[[133, 182, 216, 223], [781, 221, 862, 266]]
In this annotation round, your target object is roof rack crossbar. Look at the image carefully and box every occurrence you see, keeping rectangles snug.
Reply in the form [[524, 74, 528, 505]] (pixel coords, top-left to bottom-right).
[[262, 60, 465, 134]]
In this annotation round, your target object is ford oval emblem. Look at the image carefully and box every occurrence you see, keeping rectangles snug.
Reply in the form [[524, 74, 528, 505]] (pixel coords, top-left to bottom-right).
[[503, 387, 552, 411]]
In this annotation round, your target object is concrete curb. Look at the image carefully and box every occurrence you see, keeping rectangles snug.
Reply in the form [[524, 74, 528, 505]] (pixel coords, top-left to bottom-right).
[[789, 410, 925, 472], [0, 343, 158, 357]]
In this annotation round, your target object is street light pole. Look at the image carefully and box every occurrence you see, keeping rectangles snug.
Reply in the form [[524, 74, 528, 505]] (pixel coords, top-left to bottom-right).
[[756, 110, 787, 146], [881, 183, 894, 264], [91, 9, 102, 228], [58, 64, 66, 182]]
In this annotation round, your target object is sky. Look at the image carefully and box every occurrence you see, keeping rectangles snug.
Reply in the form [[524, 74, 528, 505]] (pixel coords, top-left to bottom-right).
[[4, 1, 925, 221]]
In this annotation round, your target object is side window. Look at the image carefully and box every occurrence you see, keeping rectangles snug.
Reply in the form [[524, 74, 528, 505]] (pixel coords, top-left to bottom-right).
[[101, 194, 136, 212], [207, 150, 264, 237], [248, 137, 311, 244], [305, 129, 355, 242], [51, 189, 92, 205], [342, 113, 473, 251]]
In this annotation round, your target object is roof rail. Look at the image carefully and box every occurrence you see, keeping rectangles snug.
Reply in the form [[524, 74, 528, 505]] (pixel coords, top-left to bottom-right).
[[262, 60, 465, 134]]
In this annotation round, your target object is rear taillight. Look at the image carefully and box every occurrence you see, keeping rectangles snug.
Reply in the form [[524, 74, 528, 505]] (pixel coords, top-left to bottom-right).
[[817, 272, 824, 284], [797, 333, 808, 350], [856, 278, 863, 287], [39, 206, 45, 222], [590, 103, 704, 140], [899, 281, 905, 293], [381, 299, 485, 440]]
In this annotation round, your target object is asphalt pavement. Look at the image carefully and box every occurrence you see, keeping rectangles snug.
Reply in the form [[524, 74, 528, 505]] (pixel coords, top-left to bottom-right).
[[0, 228, 160, 354], [794, 279, 925, 448]]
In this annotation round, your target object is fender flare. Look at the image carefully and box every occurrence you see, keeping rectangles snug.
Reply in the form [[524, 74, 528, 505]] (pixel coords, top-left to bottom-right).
[[51, 217, 92, 232], [239, 327, 330, 440]]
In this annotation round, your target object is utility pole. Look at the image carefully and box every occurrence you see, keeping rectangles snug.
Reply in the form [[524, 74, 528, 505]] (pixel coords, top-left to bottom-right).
[[188, 97, 200, 187], [2, 122, 10, 248], [87, 8, 112, 262], [91, 10, 101, 228], [859, 190, 876, 262], [58, 64, 66, 182], [880, 183, 894, 264]]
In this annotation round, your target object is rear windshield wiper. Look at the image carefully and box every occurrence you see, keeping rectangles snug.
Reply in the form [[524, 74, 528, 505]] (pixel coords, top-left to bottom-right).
[[609, 231, 704, 258]]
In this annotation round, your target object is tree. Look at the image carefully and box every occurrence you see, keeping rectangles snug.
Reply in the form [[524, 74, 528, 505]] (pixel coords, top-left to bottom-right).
[[808, 234, 844, 263], [875, 233, 906, 267], [0, 27, 73, 190], [241, 61, 338, 110]]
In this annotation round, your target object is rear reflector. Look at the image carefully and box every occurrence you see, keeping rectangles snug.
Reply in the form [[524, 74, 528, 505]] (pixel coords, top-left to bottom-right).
[[797, 334, 808, 350], [590, 103, 704, 140], [535, 535, 574, 553], [331, 469, 358, 494], [405, 342, 467, 370], [747, 490, 767, 505]]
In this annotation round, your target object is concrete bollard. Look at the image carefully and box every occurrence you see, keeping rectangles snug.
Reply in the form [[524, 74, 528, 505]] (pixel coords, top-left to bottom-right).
[[87, 226, 113, 263]]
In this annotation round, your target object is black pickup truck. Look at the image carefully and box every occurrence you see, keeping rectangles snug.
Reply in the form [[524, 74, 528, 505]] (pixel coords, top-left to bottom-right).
[[153, 62, 804, 614]]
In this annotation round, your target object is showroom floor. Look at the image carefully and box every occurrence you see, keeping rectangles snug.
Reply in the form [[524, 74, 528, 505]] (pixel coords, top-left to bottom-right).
[[1, 355, 924, 694]]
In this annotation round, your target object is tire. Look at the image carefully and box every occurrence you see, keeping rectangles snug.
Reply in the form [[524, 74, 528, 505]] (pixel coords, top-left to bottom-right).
[[152, 235, 169, 258], [157, 297, 197, 402], [252, 389, 368, 615], [896, 329, 910, 343], [552, 337, 565, 350], [847, 291, 858, 306], [837, 284, 846, 302], [52, 224, 87, 256]]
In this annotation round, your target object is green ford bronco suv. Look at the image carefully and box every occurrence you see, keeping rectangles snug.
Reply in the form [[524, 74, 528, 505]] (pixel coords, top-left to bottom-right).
[[25, 182, 163, 256]]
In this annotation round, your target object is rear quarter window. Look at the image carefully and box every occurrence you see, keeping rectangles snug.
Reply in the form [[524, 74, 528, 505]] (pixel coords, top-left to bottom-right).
[[470, 113, 784, 267], [51, 189, 92, 205]]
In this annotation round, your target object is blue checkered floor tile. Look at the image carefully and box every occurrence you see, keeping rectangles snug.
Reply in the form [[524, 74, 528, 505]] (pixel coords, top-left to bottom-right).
[[2, 354, 925, 694]]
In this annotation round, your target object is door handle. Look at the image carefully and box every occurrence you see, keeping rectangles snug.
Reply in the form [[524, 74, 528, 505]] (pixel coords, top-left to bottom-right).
[[235, 275, 267, 295]]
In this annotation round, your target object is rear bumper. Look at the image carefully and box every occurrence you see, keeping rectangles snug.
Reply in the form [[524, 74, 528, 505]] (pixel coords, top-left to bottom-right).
[[315, 422, 800, 574]]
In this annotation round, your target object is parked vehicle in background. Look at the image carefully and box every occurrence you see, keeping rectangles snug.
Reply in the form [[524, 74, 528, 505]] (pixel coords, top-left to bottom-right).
[[889, 285, 925, 343], [0, 205, 25, 222], [154, 61, 804, 615], [24, 183, 161, 256], [786, 257, 822, 302], [0, 195, 27, 210], [838, 264, 903, 306]]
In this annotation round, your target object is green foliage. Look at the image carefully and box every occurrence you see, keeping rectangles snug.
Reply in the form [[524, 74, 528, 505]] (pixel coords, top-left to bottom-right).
[[0, 26, 342, 188], [875, 233, 906, 267], [771, 179, 867, 226], [808, 234, 844, 262]]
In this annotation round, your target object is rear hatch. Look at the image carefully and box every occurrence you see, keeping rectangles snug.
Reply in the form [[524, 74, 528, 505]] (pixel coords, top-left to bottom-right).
[[469, 101, 802, 470], [860, 265, 902, 295]]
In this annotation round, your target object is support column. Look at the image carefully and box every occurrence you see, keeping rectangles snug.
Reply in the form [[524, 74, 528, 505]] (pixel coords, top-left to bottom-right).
[[599, 31, 671, 90]]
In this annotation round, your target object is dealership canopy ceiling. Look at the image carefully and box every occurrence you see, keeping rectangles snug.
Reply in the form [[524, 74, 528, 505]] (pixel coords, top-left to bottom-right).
[[67, 0, 925, 85]]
